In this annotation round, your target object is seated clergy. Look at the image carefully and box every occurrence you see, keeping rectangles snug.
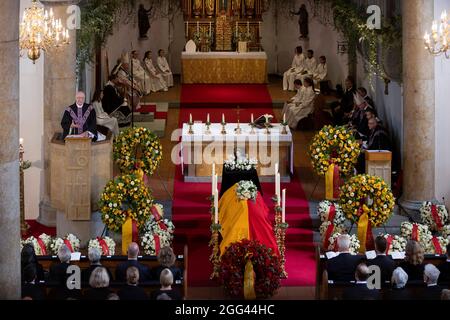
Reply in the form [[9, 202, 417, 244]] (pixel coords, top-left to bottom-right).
[[301, 50, 318, 76], [131, 50, 151, 95], [283, 46, 305, 91], [116, 53, 143, 110], [116, 242, 151, 282], [282, 79, 303, 117], [342, 263, 381, 300], [327, 234, 363, 282], [91, 90, 119, 137], [143, 51, 168, 93], [311, 56, 328, 84], [438, 243, 450, 284], [421, 264, 445, 300], [366, 236, 396, 284], [284, 77, 316, 129], [157, 49, 174, 88], [61, 91, 97, 141], [102, 74, 132, 127]]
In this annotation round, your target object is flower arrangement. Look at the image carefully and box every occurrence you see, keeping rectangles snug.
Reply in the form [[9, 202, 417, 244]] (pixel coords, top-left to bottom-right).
[[50, 234, 80, 254], [219, 239, 282, 299], [340, 175, 395, 227], [224, 157, 258, 171], [88, 237, 116, 256], [427, 236, 449, 255], [113, 127, 162, 177], [327, 233, 361, 254], [400, 222, 432, 248], [382, 234, 407, 254], [21, 233, 52, 255], [420, 201, 448, 232], [140, 231, 172, 256], [319, 221, 345, 239], [99, 174, 154, 232], [236, 180, 258, 201], [317, 200, 346, 226], [442, 225, 450, 240], [309, 125, 360, 177], [143, 219, 175, 240]]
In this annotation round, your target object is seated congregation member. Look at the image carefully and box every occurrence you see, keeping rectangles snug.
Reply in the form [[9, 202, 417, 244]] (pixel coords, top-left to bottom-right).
[[327, 234, 363, 282], [442, 289, 450, 300], [384, 267, 413, 300], [21, 244, 45, 282], [157, 49, 174, 88], [422, 264, 444, 300], [116, 242, 151, 282], [150, 268, 182, 300], [22, 264, 46, 300], [61, 91, 97, 141], [131, 50, 151, 95], [153, 246, 183, 281], [366, 236, 396, 284], [399, 240, 425, 282], [351, 93, 375, 140], [81, 247, 113, 283], [91, 90, 119, 137], [143, 50, 168, 93], [281, 79, 303, 117], [283, 46, 305, 91], [84, 267, 113, 300], [331, 76, 357, 125], [117, 266, 148, 300], [342, 263, 381, 300], [49, 244, 72, 283], [285, 77, 316, 129], [103, 74, 132, 126], [438, 243, 450, 284], [357, 87, 375, 110]]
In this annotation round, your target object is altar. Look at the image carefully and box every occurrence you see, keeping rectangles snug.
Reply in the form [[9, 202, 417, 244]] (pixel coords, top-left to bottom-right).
[[181, 123, 293, 182], [181, 52, 268, 84]]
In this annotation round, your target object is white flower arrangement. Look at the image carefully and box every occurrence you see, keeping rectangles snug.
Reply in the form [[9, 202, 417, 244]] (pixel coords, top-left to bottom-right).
[[426, 236, 449, 255], [140, 231, 172, 255], [88, 237, 116, 256], [235, 180, 258, 201], [319, 221, 345, 239], [317, 201, 346, 227], [327, 233, 360, 254], [224, 157, 258, 171], [22, 233, 52, 255], [382, 234, 407, 254], [400, 222, 432, 248], [442, 225, 450, 240], [148, 203, 165, 223], [50, 233, 80, 254], [420, 201, 448, 232], [144, 218, 175, 241]]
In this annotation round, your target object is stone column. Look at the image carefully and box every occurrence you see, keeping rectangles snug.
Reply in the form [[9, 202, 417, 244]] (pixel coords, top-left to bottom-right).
[[0, 0, 21, 299], [401, 0, 435, 213], [38, 0, 78, 226]]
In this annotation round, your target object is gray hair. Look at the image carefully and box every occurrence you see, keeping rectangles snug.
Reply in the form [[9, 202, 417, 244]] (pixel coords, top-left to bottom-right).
[[89, 267, 110, 288], [424, 264, 440, 285], [160, 268, 174, 287], [391, 267, 408, 289], [337, 234, 350, 252], [88, 247, 101, 263], [58, 245, 71, 263]]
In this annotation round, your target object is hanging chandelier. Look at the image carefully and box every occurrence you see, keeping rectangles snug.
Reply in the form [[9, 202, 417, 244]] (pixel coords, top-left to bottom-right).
[[424, 10, 449, 58], [19, 0, 70, 63]]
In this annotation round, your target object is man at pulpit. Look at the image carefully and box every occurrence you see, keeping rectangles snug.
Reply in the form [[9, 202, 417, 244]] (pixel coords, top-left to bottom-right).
[[61, 91, 98, 141]]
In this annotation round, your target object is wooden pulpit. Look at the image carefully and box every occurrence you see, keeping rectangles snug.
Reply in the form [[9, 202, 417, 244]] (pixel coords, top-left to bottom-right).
[[365, 150, 392, 187]]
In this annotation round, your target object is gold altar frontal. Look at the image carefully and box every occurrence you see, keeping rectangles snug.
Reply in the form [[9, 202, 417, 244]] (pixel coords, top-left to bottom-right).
[[181, 52, 268, 84]]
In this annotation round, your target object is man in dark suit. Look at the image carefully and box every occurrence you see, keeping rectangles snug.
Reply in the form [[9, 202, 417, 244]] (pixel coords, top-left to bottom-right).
[[331, 76, 357, 125], [367, 236, 396, 284], [61, 91, 97, 141], [21, 264, 46, 300], [343, 263, 381, 300], [118, 266, 148, 300], [438, 243, 450, 284], [357, 87, 375, 110], [422, 264, 445, 300], [116, 242, 151, 282], [327, 234, 363, 282]]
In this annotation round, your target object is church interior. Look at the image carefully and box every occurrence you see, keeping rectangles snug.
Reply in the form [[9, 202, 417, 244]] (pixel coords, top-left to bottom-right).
[[2, 0, 450, 303]]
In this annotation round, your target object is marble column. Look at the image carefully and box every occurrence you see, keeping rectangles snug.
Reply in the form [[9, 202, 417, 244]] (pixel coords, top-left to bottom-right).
[[38, 0, 78, 226], [0, 0, 21, 299], [401, 0, 435, 213]]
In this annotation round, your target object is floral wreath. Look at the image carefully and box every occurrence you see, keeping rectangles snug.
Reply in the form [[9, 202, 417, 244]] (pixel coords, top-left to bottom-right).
[[442, 225, 450, 240], [99, 174, 154, 233], [400, 222, 432, 248], [219, 239, 282, 299], [88, 237, 116, 256], [427, 236, 449, 255], [327, 233, 361, 254], [50, 234, 80, 254], [114, 127, 162, 177], [21, 233, 52, 255], [140, 231, 172, 256], [340, 175, 395, 227], [420, 201, 449, 232], [224, 158, 257, 171], [381, 234, 407, 254], [236, 180, 258, 201], [317, 200, 346, 226], [309, 125, 360, 177]]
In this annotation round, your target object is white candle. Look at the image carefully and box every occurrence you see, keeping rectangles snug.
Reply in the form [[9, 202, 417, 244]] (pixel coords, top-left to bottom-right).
[[275, 162, 279, 174], [211, 164, 216, 194], [19, 138, 24, 145], [251, 113, 254, 123], [282, 189, 286, 223], [283, 113, 286, 124], [222, 113, 225, 123], [207, 113, 210, 123], [214, 189, 219, 224], [276, 173, 281, 205], [215, 173, 218, 193], [189, 113, 192, 124]]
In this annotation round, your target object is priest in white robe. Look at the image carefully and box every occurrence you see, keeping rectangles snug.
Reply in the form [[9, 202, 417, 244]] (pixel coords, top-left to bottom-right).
[[116, 53, 143, 110], [92, 90, 119, 137], [282, 79, 303, 117], [144, 51, 168, 93], [283, 46, 305, 91], [285, 78, 316, 129], [298, 50, 318, 83], [313, 56, 328, 82], [156, 49, 174, 87], [131, 50, 151, 95]]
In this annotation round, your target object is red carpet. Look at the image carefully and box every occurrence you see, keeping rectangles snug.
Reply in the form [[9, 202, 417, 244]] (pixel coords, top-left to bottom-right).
[[173, 84, 316, 287]]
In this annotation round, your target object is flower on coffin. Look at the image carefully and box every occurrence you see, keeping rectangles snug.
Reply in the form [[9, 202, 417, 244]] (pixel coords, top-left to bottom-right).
[[236, 180, 257, 201], [380, 234, 407, 254]]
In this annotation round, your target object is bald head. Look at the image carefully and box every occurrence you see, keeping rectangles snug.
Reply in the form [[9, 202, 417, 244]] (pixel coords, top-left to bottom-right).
[[76, 91, 85, 106], [128, 242, 139, 259]]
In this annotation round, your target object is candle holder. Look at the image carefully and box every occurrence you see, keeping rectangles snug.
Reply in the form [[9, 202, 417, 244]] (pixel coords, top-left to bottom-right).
[[209, 195, 222, 279], [205, 121, 211, 135], [188, 122, 194, 134], [221, 122, 227, 135], [281, 121, 288, 135], [249, 122, 256, 134], [264, 122, 271, 135], [235, 121, 242, 135], [272, 196, 288, 279]]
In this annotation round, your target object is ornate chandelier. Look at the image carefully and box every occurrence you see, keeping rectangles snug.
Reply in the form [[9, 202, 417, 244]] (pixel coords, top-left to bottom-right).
[[424, 10, 449, 58], [19, 0, 70, 63]]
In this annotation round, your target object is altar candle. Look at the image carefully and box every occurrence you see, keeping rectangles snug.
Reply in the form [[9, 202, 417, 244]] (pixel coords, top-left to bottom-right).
[[215, 174, 218, 193], [189, 113, 192, 124], [276, 173, 280, 205], [214, 188, 219, 224], [275, 162, 279, 175], [207, 113, 210, 123], [222, 113, 225, 124], [212, 163, 216, 194], [283, 113, 286, 124], [20, 138, 24, 145], [251, 113, 254, 123], [282, 189, 286, 223]]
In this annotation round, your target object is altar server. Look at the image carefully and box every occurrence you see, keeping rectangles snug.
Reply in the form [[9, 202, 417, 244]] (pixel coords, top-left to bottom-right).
[[285, 77, 316, 129], [282, 79, 303, 116], [303, 49, 317, 75], [131, 50, 151, 95], [313, 56, 328, 82], [283, 46, 305, 91], [157, 49, 174, 87], [144, 51, 169, 93]]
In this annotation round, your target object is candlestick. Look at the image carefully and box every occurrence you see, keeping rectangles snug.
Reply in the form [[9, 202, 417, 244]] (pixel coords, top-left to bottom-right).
[[276, 173, 281, 205], [212, 164, 216, 194], [214, 188, 219, 224], [251, 113, 254, 124], [222, 113, 225, 124], [275, 162, 279, 175], [189, 113, 193, 124], [282, 189, 286, 223]]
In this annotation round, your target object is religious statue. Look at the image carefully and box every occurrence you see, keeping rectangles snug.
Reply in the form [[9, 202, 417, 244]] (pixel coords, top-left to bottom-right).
[[245, 0, 255, 18], [291, 4, 309, 39], [205, 0, 215, 17], [193, 0, 203, 17], [138, 4, 153, 39], [232, 0, 241, 17]]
